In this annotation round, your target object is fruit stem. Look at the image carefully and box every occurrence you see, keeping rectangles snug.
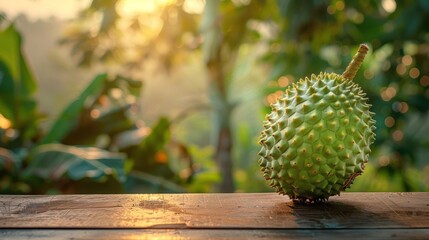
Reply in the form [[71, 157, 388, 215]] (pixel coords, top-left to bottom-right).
[[342, 44, 369, 81]]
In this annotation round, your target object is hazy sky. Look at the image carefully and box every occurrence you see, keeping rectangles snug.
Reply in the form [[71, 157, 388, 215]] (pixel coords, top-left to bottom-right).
[[1, 0, 91, 20], [1, 0, 203, 21]]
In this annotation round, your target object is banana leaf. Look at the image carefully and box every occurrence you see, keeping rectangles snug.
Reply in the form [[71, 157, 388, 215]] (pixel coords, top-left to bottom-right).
[[39, 74, 107, 144], [0, 24, 39, 141], [39, 74, 142, 145], [25, 143, 126, 183]]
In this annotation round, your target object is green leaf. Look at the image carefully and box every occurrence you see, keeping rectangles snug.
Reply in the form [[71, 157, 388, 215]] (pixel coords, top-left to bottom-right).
[[39, 74, 107, 144], [25, 143, 126, 183], [62, 104, 134, 145], [0, 61, 15, 121], [0, 25, 34, 87], [40, 73, 142, 145], [0, 24, 38, 139]]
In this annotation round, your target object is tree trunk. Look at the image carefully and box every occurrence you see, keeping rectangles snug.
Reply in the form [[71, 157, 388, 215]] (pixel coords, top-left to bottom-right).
[[206, 48, 235, 193], [215, 126, 234, 192], [202, 0, 235, 192]]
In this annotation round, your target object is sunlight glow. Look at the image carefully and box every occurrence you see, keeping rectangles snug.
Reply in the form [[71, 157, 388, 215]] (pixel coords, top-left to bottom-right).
[[382, 0, 397, 14], [2, 0, 90, 20], [183, 0, 205, 14], [110, 88, 124, 99], [117, 0, 175, 17], [115, 0, 174, 43], [0, 114, 11, 129]]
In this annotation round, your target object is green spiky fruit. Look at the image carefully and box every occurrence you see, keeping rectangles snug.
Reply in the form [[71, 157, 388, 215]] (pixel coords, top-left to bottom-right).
[[258, 44, 376, 203]]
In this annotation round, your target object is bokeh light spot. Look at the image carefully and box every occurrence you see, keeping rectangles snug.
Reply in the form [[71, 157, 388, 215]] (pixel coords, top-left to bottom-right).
[[364, 70, 374, 80], [378, 155, 390, 166], [90, 109, 101, 119], [0, 114, 12, 129], [110, 88, 123, 99], [399, 102, 409, 113], [392, 129, 404, 142], [382, 0, 397, 13], [384, 116, 395, 127], [409, 67, 420, 79], [401, 55, 413, 66], [5, 129, 18, 139], [265, 91, 284, 105], [335, 1, 345, 11], [420, 75, 429, 86], [277, 76, 290, 87], [380, 86, 397, 101], [183, 0, 205, 14], [327, 5, 335, 15], [392, 101, 409, 113], [396, 64, 407, 75]]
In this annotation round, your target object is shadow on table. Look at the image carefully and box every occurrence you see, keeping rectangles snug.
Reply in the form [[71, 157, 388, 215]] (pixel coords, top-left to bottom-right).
[[270, 199, 402, 229]]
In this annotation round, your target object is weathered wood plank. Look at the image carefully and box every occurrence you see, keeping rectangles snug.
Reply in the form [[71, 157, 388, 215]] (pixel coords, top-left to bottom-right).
[[0, 193, 428, 229], [1, 229, 429, 240]]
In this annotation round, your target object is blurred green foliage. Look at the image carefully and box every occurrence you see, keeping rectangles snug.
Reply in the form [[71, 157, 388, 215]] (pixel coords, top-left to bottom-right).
[[1, 0, 429, 194], [0, 24, 125, 193], [0, 24, 194, 193]]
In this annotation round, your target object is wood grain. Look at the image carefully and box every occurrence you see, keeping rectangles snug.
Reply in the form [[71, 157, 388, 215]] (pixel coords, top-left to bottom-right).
[[0, 193, 428, 229], [1, 229, 429, 240]]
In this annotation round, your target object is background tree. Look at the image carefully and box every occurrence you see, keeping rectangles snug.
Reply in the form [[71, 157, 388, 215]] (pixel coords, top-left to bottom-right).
[[199, 0, 273, 192]]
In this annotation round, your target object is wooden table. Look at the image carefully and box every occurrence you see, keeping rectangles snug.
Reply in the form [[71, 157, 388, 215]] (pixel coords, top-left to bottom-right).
[[0, 193, 428, 239]]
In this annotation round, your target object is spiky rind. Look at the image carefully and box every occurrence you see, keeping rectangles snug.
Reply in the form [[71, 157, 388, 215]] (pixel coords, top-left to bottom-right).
[[258, 72, 376, 202]]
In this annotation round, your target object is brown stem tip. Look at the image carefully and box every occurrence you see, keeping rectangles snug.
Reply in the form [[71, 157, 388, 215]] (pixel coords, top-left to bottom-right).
[[342, 44, 369, 81]]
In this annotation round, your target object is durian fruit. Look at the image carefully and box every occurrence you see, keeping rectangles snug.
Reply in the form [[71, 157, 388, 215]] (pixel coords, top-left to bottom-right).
[[258, 44, 376, 203]]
